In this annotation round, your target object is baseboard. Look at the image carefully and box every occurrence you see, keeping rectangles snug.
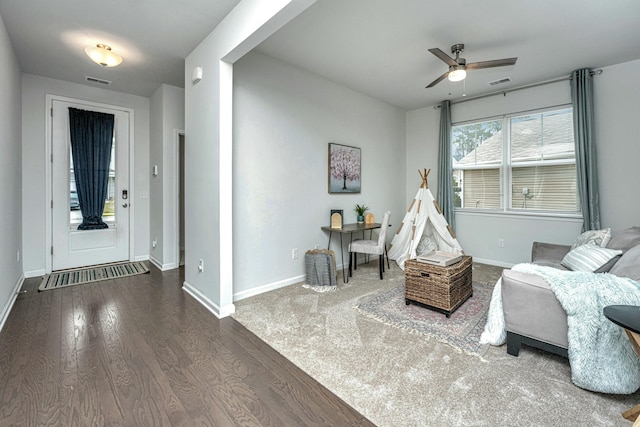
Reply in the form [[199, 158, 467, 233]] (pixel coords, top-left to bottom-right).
[[0, 274, 25, 333], [472, 257, 515, 269], [148, 256, 178, 271], [24, 269, 46, 279], [183, 281, 236, 318], [149, 256, 162, 270], [233, 274, 306, 302], [134, 255, 149, 262], [161, 261, 179, 271]]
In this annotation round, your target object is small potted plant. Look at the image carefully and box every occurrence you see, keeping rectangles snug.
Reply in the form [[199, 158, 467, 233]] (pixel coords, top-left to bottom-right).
[[354, 204, 368, 223]]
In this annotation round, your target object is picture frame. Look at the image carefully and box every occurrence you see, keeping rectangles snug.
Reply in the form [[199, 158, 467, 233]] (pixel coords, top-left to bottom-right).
[[328, 143, 361, 193]]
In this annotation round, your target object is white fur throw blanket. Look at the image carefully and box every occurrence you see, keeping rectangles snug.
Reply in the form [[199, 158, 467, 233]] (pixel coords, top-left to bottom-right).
[[481, 263, 640, 394]]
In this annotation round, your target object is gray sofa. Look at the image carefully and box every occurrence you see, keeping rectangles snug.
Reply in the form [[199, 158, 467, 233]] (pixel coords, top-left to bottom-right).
[[502, 226, 640, 357]]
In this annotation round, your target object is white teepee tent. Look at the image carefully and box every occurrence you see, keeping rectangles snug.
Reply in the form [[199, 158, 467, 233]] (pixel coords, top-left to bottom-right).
[[388, 168, 464, 269]]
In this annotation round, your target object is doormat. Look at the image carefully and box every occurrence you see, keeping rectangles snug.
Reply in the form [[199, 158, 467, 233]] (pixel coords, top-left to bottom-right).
[[354, 281, 494, 357], [39, 261, 150, 292]]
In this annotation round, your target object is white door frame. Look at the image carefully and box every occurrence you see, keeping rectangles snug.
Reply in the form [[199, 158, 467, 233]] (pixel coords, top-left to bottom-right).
[[44, 94, 136, 274]]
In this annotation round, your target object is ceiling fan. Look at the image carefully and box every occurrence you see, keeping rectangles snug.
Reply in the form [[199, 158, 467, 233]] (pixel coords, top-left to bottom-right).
[[426, 43, 517, 88]]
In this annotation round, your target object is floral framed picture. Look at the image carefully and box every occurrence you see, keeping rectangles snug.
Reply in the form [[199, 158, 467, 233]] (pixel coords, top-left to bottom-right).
[[328, 143, 361, 193]]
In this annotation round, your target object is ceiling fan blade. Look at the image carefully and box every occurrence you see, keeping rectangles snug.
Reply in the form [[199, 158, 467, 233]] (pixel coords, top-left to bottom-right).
[[466, 57, 518, 70], [428, 48, 458, 67], [426, 71, 449, 88]]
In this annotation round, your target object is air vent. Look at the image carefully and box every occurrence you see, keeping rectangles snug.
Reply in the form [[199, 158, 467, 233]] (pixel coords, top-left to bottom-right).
[[488, 77, 512, 87], [85, 76, 112, 86]]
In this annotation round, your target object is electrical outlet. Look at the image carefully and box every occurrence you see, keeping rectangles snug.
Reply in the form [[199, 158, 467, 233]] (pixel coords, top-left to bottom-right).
[[17, 250, 20, 262], [292, 248, 299, 260], [152, 238, 157, 248], [315, 244, 320, 250], [198, 259, 204, 272], [498, 239, 505, 248]]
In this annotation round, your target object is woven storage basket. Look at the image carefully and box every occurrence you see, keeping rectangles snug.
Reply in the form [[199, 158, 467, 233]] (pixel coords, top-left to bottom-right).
[[404, 256, 473, 317], [304, 249, 337, 287]]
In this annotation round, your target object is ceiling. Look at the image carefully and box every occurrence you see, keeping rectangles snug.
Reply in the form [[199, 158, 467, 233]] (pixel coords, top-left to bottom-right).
[[0, 0, 241, 97], [2, 0, 640, 110]]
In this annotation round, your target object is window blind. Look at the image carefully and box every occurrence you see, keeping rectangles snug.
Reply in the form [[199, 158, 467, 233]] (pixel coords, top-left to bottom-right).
[[462, 169, 501, 209], [511, 164, 579, 211]]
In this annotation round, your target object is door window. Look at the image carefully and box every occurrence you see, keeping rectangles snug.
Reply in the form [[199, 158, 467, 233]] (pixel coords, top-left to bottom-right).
[[69, 136, 116, 225]]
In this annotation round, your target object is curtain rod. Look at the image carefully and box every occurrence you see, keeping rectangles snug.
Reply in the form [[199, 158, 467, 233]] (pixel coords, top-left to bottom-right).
[[433, 69, 603, 109]]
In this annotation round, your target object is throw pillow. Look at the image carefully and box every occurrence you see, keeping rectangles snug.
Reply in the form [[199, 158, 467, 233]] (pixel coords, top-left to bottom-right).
[[609, 244, 640, 281], [607, 226, 640, 252], [416, 234, 437, 256], [571, 228, 611, 250], [561, 244, 622, 273]]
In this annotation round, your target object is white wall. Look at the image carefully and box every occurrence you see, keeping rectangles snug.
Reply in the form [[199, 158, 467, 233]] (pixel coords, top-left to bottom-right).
[[232, 51, 406, 299], [149, 87, 164, 267], [184, 0, 316, 317], [22, 74, 150, 276], [406, 68, 640, 267], [161, 85, 185, 270], [149, 84, 185, 270], [0, 13, 23, 329], [405, 106, 440, 201], [594, 59, 640, 232]]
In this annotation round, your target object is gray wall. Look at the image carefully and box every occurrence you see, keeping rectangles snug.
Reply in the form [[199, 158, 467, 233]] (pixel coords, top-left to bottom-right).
[[232, 51, 406, 300], [595, 59, 640, 232], [160, 85, 185, 270], [184, 0, 316, 317], [149, 87, 164, 267], [21, 74, 151, 276], [149, 84, 184, 270], [0, 13, 23, 328], [406, 61, 640, 266]]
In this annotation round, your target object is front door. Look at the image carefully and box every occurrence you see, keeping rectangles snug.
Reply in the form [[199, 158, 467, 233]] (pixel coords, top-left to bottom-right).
[[51, 99, 130, 271]]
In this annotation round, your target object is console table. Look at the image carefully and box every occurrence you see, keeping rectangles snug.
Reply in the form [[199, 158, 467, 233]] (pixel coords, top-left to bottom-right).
[[603, 305, 640, 425], [321, 222, 384, 283]]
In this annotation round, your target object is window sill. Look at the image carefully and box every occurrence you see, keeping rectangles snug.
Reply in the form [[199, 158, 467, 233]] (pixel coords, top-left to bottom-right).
[[454, 208, 583, 223]]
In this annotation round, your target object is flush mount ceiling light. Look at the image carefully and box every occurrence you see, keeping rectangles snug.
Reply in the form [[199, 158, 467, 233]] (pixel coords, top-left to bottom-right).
[[84, 44, 123, 67]]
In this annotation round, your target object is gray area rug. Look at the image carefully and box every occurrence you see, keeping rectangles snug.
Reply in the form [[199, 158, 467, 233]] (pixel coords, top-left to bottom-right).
[[39, 261, 150, 291], [355, 281, 493, 357], [232, 261, 640, 427]]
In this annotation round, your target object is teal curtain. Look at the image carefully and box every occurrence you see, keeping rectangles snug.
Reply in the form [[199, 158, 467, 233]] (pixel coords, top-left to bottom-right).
[[437, 100, 455, 230], [69, 108, 115, 230], [570, 69, 600, 232]]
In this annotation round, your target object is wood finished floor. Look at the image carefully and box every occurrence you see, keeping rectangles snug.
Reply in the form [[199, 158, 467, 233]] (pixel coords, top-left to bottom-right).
[[0, 266, 373, 426]]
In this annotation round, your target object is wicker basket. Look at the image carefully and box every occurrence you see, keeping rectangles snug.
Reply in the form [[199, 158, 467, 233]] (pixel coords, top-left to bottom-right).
[[404, 256, 473, 317]]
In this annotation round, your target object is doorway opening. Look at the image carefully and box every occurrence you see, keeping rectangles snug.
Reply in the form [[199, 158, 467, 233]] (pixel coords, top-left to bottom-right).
[[176, 131, 185, 267]]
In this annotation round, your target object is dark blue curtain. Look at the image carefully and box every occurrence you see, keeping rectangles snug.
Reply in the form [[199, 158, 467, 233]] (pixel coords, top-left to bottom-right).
[[68, 108, 115, 230], [570, 69, 600, 231], [437, 100, 455, 231]]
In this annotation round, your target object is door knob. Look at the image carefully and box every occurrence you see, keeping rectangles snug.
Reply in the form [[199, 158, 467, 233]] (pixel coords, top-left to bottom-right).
[[122, 203, 128, 208]]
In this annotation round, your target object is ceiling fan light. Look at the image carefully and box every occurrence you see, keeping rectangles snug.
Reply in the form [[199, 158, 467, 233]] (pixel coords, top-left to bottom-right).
[[84, 44, 123, 67], [448, 68, 466, 82]]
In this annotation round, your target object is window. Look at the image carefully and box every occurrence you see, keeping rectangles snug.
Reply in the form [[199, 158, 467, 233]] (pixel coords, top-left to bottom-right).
[[452, 107, 579, 214], [69, 138, 117, 224]]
